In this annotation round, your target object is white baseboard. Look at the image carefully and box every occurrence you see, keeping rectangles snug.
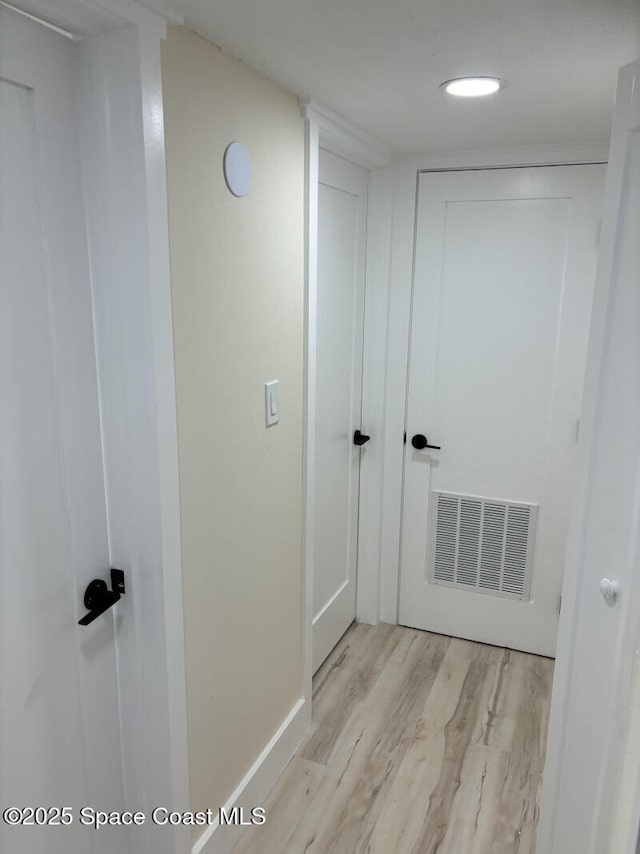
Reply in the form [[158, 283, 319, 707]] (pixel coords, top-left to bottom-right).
[[192, 698, 309, 854]]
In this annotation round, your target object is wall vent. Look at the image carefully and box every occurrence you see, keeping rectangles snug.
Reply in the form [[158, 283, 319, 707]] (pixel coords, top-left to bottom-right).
[[430, 491, 537, 601]]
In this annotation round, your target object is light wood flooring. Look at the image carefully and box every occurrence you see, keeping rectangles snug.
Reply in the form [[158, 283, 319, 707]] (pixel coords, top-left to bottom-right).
[[233, 622, 554, 854]]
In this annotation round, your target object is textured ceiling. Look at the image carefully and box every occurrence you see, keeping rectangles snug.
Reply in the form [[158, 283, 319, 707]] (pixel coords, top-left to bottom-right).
[[160, 0, 640, 153]]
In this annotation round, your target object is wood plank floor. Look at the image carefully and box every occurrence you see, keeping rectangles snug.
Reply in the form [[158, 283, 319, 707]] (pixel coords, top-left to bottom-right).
[[232, 623, 554, 854]]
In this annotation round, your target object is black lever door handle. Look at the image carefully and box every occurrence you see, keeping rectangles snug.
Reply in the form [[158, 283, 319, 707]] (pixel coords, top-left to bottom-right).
[[411, 433, 441, 451], [354, 430, 371, 446], [79, 569, 126, 626]]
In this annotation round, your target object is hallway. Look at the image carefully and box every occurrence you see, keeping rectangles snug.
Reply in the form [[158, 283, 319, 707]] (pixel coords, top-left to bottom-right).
[[233, 623, 553, 854]]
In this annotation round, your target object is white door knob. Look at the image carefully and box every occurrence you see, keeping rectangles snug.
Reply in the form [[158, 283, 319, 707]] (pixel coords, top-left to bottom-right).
[[600, 578, 620, 606]]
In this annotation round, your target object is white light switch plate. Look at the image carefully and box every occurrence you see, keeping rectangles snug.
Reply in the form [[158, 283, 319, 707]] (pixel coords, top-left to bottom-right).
[[265, 380, 279, 426]]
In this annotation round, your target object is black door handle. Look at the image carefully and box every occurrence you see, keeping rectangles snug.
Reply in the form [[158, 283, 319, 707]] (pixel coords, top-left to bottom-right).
[[354, 430, 371, 446], [411, 433, 441, 450], [79, 569, 126, 626]]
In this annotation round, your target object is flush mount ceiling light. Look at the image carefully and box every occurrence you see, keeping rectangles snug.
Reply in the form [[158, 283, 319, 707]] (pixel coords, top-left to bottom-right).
[[441, 77, 503, 97]]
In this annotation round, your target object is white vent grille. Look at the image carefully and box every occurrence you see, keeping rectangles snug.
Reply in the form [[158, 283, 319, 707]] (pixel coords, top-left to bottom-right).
[[430, 491, 537, 601]]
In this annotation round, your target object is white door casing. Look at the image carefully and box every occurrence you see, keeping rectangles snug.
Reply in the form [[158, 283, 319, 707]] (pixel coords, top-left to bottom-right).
[[0, 7, 128, 852], [399, 164, 605, 656], [538, 59, 640, 854], [312, 149, 368, 672]]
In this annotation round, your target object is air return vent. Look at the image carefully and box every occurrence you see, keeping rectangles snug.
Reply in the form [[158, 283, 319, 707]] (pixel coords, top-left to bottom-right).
[[430, 491, 537, 601]]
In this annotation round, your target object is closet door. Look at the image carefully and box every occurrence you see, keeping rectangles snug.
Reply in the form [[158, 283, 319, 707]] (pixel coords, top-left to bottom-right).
[[399, 164, 605, 656], [312, 150, 368, 672]]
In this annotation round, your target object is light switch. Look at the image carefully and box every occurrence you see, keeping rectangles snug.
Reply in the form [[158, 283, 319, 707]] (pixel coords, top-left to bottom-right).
[[265, 380, 279, 427]]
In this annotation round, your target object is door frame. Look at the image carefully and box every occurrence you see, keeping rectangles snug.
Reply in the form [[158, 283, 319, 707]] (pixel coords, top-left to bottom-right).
[[396, 161, 607, 658], [300, 99, 390, 711], [15, 2, 190, 853], [379, 141, 610, 626]]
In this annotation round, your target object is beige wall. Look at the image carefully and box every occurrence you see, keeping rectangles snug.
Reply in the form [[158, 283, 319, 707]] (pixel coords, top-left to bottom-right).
[[161, 25, 304, 824]]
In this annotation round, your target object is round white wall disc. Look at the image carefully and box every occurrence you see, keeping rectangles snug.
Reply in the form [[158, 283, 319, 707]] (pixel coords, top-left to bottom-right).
[[223, 142, 252, 197]]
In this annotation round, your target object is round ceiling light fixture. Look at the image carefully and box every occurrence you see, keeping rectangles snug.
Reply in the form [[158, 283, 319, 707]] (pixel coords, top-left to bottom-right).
[[441, 77, 503, 97]]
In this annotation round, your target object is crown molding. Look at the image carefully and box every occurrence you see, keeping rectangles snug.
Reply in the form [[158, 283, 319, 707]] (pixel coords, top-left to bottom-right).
[[14, 0, 182, 40], [300, 98, 391, 170]]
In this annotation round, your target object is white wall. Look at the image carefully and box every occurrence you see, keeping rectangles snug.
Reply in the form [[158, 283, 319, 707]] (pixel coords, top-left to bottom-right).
[[161, 25, 305, 843]]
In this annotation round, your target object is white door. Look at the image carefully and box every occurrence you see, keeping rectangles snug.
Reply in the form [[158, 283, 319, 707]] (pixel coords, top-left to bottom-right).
[[399, 164, 605, 657], [539, 60, 640, 854], [1, 8, 128, 853], [312, 150, 368, 672]]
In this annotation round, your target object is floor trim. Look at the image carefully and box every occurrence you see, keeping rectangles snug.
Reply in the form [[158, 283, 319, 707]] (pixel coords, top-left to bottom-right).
[[192, 698, 308, 854]]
